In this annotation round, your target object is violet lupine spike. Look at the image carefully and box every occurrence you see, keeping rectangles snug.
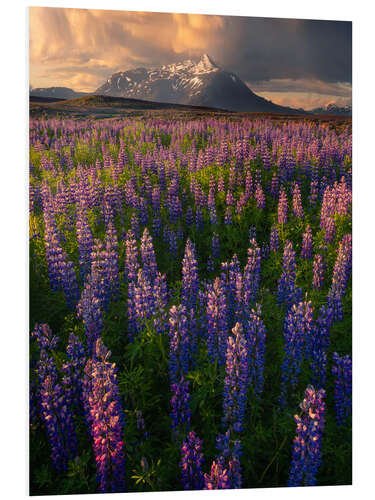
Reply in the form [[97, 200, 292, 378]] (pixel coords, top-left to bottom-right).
[[332, 352, 352, 426], [82, 338, 125, 493], [180, 431, 205, 490], [278, 187, 288, 225], [153, 271, 169, 334], [77, 272, 104, 354], [277, 240, 302, 308], [279, 300, 314, 406], [168, 304, 190, 384], [243, 239, 261, 308], [61, 333, 86, 414], [244, 306, 266, 398], [124, 229, 139, 283], [292, 182, 304, 218], [40, 375, 78, 471], [204, 461, 230, 490], [222, 323, 249, 433], [312, 254, 325, 289], [170, 377, 191, 435], [206, 277, 228, 366], [255, 183, 266, 209], [327, 234, 352, 320], [301, 225, 313, 259], [140, 227, 158, 283], [76, 202, 93, 280], [270, 224, 279, 252], [212, 232, 220, 260], [215, 430, 242, 489], [181, 238, 199, 313], [288, 386, 326, 487]]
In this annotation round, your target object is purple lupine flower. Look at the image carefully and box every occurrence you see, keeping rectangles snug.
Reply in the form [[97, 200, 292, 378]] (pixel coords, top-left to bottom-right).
[[61, 333, 86, 414], [310, 349, 327, 390], [212, 232, 220, 259], [244, 306, 266, 398], [312, 254, 325, 289], [288, 386, 326, 487], [181, 239, 199, 312], [243, 239, 261, 307], [215, 430, 242, 489], [280, 300, 314, 406], [153, 271, 169, 334], [40, 375, 78, 471], [222, 323, 249, 432], [327, 234, 352, 320], [180, 431, 205, 490], [301, 225, 313, 259], [170, 377, 191, 435], [169, 304, 190, 384], [224, 206, 232, 225], [206, 277, 228, 366], [270, 224, 279, 252], [271, 173, 279, 198], [277, 240, 302, 308], [278, 187, 288, 225], [131, 212, 140, 239], [124, 230, 139, 283], [204, 461, 230, 490], [207, 255, 214, 273], [255, 183, 266, 209], [332, 352, 352, 426], [83, 339, 125, 493], [77, 272, 104, 354], [292, 183, 304, 218], [76, 201, 93, 279], [140, 227, 158, 282]]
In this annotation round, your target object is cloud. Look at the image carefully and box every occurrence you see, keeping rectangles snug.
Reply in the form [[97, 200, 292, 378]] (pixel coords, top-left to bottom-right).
[[29, 7, 352, 102]]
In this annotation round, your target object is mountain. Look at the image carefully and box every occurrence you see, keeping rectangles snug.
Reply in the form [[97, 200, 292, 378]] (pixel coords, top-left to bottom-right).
[[310, 103, 352, 116], [95, 54, 302, 114], [30, 86, 89, 100]]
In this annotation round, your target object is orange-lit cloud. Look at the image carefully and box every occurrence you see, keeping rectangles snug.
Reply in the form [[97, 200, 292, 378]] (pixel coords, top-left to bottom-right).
[[29, 7, 352, 109]]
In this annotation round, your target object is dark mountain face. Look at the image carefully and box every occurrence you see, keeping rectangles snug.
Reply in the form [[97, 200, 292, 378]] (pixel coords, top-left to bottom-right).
[[30, 87, 88, 99], [96, 54, 302, 114]]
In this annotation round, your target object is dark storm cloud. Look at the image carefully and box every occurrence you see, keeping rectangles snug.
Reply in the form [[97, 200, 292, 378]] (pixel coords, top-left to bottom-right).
[[213, 17, 352, 84]]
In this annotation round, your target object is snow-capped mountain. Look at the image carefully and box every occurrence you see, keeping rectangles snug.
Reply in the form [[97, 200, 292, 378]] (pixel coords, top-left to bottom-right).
[[95, 54, 301, 114], [310, 103, 352, 116]]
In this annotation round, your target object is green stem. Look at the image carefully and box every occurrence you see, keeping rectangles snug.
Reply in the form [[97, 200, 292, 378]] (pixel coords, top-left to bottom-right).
[[258, 435, 287, 485]]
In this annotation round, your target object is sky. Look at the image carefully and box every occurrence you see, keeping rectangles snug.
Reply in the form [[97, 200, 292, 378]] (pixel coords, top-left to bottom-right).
[[29, 7, 352, 110]]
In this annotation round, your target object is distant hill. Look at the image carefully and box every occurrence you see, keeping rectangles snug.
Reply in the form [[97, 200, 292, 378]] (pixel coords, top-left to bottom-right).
[[30, 86, 89, 100], [95, 54, 303, 114]]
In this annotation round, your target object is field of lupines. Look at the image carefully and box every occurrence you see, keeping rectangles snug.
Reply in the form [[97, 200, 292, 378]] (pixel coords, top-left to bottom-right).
[[29, 115, 352, 495]]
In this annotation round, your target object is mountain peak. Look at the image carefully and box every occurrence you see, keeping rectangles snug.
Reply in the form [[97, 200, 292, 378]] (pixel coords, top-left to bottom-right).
[[196, 53, 219, 72]]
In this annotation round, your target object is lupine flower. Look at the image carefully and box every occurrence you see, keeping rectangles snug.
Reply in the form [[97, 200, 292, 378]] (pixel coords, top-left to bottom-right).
[[169, 305, 190, 384], [82, 339, 125, 493], [204, 460, 230, 490], [140, 227, 158, 283], [278, 187, 288, 224], [327, 234, 352, 320], [62, 333, 86, 414], [292, 183, 304, 218], [243, 239, 261, 307], [181, 239, 199, 312], [277, 240, 302, 308], [332, 352, 352, 426], [222, 323, 249, 432], [301, 225, 313, 259], [312, 254, 325, 289], [288, 386, 326, 487], [255, 183, 266, 209], [244, 306, 266, 398], [180, 431, 205, 490], [206, 278, 228, 366], [212, 232, 220, 259], [170, 377, 191, 435], [215, 430, 242, 489], [77, 272, 104, 353], [280, 300, 314, 406], [124, 230, 139, 283], [270, 224, 279, 252]]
